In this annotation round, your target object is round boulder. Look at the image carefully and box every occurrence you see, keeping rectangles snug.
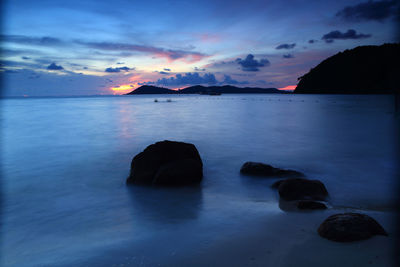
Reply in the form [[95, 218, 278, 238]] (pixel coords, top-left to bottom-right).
[[318, 213, 388, 242], [276, 178, 328, 201], [127, 140, 203, 186], [240, 162, 304, 177]]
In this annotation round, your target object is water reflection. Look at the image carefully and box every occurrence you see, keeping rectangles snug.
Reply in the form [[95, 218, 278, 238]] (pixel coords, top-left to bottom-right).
[[126, 185, 203, 224]]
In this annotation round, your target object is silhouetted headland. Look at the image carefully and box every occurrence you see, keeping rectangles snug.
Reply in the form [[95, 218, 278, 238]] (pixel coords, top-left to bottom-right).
[[126, 85, 283, 95], [295, 43, 400, 94]]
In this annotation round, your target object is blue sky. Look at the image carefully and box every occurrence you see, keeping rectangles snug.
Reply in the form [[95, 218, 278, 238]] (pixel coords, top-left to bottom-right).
[[1, 0, 398, 96]]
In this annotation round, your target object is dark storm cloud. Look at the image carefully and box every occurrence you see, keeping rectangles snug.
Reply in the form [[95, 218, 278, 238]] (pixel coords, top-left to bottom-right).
[[336, 0, 399, 22], [275, 43, 296, 49], [104, 66, 132, 72], [47, 63, 64, 70], [283, 54, 294, 59], [237, 54, 270, 72], [0, 34, 63, 46], [322, 29, 371, 42], [78, 41, 207, 62]]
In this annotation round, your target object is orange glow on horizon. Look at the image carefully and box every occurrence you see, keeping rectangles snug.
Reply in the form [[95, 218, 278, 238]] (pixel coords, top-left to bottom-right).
[[110, 84, 136, 94], [279, 85, 297, 91]]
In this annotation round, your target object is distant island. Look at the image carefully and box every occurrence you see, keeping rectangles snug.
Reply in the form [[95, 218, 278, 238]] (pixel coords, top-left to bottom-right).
[[295, 43, 400, 94], [126, 85, 284, 95]]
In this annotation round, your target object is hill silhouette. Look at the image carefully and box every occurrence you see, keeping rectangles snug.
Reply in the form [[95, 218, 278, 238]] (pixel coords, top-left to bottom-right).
[[126, 85, 282, 95], [126, 85, 176, 94], [295, 43, 400, 94]]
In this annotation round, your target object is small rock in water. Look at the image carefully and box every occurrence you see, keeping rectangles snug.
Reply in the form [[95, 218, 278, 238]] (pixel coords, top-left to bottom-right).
[[318, 213, 388, 242], [297, 200, 327, 210], [154, 99, 158, 102], [240, 162, 304, 178], [275, 178, 328, 201]]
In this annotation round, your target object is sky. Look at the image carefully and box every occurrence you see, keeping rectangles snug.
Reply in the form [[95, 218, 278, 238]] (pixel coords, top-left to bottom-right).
[[1, 0, 398, 96]]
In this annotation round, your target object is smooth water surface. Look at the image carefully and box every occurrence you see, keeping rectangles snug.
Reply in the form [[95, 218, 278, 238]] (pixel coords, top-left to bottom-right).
[[1, 94, 398, 266]]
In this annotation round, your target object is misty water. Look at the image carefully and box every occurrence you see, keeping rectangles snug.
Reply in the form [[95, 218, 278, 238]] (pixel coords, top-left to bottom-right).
[[1, 94, 398, 266]]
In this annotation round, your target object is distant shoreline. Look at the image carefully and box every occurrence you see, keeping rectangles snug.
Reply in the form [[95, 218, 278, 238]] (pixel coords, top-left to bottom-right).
[[125, 85, 288, 95]]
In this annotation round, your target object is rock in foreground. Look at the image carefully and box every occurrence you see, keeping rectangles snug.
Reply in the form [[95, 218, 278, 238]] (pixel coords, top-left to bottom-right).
[[318, 213, 388, 242], [127, 140, 203, 186], [240, 162, 304, 177], [275, 178, 328, 201]]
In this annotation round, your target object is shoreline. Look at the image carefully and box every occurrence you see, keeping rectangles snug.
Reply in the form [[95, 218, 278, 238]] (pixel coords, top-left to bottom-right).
[[52, 208, 397, 267]]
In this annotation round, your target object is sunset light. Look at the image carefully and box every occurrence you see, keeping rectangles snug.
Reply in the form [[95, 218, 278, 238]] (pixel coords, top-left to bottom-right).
[[110, 84, 135, 94], [279, 85, 297, 91]]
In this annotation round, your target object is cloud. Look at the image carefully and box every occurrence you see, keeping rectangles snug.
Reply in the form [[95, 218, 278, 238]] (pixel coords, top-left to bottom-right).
[[308, 39, 317, 44], [322, 29, 371, 42], [336, 0, 399, 22], [221, 75, 249, 85], [159, 71, 169, 75], [47, 63, 64, 70], [139, 72, 263, 87], [283, 54, 294, 59], [147, 72, 218, 86], [79, 41, 208, 63], [0, 59, 43, 70], [237, 54, 270, 71], [104, 66, 133, 73], [163, 68, 171, 71], [22, 56, 31, 60], [0, 34, 63, 46], [276, 43, 296, 49], [2, 68, 122, 96], [194, 67, 206, 71]]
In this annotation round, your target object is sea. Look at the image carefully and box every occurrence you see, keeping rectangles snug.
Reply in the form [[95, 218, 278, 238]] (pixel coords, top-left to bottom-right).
[[1, 94, 399, 266]]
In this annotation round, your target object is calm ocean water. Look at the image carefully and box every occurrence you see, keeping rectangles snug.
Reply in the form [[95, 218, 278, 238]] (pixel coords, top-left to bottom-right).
[[1, 94, 398, 266]]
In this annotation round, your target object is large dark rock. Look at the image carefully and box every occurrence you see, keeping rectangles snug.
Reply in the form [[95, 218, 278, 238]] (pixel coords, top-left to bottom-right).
[[127, 140, 203, 186], [240, 162, 304, 178], [275, 178, 328, 201], [318, 213, 388, 242]]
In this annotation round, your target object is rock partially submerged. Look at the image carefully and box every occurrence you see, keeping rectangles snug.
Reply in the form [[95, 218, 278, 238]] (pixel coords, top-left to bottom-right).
[[278, 199, 328, 211], [297, 200, 327, 210], [240, 162, 304, 178], [273, 178, 328, 201], [318, 213, 388, 242], [127, 140, 203, 186]]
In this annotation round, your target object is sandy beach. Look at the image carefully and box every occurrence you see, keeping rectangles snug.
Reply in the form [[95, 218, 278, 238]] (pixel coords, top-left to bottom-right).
[[55, 207, 397, 267]]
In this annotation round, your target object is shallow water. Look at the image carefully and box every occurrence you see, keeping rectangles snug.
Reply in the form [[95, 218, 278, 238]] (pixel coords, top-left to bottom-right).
[[1, 94, 398, 266]]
